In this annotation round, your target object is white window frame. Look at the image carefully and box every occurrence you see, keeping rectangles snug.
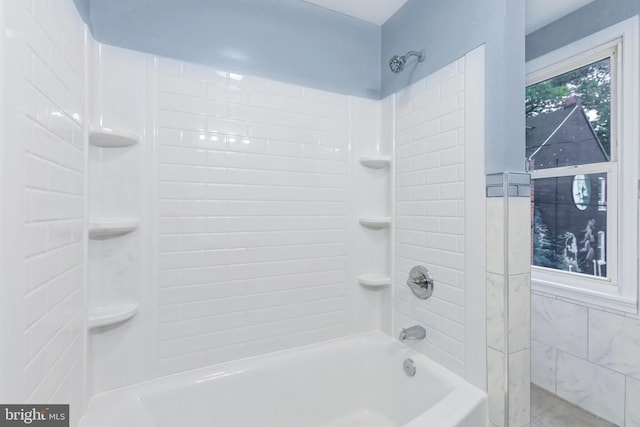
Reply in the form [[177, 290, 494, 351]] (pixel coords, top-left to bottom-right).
[[526, 17, 639, 314]]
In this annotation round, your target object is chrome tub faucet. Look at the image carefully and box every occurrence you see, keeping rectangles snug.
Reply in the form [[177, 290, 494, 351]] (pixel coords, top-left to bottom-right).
[[399, 325, 426, 342]]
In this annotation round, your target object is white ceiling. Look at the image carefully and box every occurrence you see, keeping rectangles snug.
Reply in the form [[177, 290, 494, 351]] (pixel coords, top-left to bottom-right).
[[526, 0, 596, 34], [302, 0, 409, 25], [304, 0, 596, 32]]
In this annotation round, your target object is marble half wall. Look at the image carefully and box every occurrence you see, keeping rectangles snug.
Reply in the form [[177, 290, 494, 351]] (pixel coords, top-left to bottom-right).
[[486, 172, 531, 427], [532, 293, 640, 426]]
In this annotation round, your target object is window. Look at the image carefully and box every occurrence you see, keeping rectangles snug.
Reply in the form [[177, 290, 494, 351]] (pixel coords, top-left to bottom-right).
[[526, 17, 639, 313]]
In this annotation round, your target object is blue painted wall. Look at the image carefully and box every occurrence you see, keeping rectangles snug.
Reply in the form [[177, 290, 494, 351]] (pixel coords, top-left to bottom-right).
[[526, 0, 640, 61], [381, 0, 489, 98], [383, 0, 527, 173], [75, 0, 381, 98], [73, 0, 527, 173]]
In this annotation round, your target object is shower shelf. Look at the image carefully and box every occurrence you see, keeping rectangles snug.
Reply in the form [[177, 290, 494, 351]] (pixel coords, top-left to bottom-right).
[[88, 302, 139, 330], [89, 127, 140, 147], [358, 216, 391, 229], [358, 275, 391, 288], [89, 218, 140, 239], [359, 156, 391, 169]]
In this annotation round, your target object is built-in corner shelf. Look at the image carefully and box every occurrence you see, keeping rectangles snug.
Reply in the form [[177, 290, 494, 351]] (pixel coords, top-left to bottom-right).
[[88, 302, 139, 330], [359, 216, 391, 229], [358, 274, 391, 288], [89, 127, 140, 148], [89, 218, 140, 239], [359, 156, 391, 169]]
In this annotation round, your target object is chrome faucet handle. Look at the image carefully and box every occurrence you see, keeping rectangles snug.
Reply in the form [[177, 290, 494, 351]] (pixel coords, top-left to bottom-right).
[[406, 266, 434, 299]]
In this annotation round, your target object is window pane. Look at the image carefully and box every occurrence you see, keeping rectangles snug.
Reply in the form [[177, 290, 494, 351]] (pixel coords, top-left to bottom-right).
[[526, 57, 611, 169], [532, 173, 607, 277]]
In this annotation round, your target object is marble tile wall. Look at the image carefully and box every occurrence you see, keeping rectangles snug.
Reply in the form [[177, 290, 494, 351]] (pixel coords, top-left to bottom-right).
[[531, 294, 588, 358], [507, 196, 531, 427], [626, 377, 640, 427], [532, 292, 640, 426], [556, 352, 625, 425], [488, 345, 506, 426], [486, 174, 531, 427]]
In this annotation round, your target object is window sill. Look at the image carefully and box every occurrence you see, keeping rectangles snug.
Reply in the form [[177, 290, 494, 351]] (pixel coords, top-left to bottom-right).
[[532, 276, 637, 314]]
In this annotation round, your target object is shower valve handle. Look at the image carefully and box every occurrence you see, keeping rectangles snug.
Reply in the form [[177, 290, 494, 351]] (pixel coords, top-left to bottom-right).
[[406, 266, 434, 300]]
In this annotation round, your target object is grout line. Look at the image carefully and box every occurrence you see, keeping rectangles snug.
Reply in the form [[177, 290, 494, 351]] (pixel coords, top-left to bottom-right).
[[157, 254, 348, 272], [158, 282, 347, 312], [158, 306, 347, 343], [623, 375, 627, 424], [25, 45, 83, 108], [503, 176, 510, 427], [158, 180, 349, 190], [587, 308, 590, 362]]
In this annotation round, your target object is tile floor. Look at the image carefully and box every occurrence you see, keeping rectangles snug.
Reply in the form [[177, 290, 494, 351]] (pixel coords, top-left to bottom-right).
[[531, 384, 618, 427]]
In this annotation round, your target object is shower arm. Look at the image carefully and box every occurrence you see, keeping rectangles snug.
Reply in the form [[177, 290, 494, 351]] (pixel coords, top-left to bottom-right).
[[403, 51, 425, 62]]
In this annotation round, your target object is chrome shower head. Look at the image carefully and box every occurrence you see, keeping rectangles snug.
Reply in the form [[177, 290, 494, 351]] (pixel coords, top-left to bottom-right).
[[389, 50, 425, 73], [389, 55, 405, 73]]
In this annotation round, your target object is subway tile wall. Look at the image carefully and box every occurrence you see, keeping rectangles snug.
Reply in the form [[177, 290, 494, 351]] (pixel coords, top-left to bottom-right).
[[393, 57, 467, 376], [5, 0, 86, 418], [154, 59, 357, 375]]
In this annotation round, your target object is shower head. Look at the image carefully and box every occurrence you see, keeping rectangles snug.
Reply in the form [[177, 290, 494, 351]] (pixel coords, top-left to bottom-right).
[[389, 56, 405, 73], [389, 50, 425, 73]]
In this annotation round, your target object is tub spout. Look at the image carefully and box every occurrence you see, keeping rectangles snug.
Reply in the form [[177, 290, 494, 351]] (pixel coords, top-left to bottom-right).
[[399, 325, 426, 342]]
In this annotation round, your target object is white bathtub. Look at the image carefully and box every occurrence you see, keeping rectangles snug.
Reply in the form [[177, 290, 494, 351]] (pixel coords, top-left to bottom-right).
[[79, 331, 487, 427]]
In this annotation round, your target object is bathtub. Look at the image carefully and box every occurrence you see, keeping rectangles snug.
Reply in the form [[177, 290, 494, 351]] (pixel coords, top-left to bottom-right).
[[79, 331, 487, 427]]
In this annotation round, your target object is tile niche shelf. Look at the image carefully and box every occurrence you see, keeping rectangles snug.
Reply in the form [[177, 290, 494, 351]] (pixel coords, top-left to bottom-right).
[[89, 127, 140, 148], [357, 274, 391, 288], [88, 302, 139, 330], [358, 216, 391, 229], [88, 218, 140, 239], [358, 153, 392, 293], [359, 155, 391, 169]]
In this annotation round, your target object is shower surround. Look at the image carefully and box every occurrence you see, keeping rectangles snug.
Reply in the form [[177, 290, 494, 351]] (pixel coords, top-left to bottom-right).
[[87, 39, 485, 393], [88, 44, 390, 390]]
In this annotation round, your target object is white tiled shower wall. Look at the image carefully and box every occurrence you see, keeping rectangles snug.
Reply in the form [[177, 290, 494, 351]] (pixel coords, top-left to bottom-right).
[[85, 42, 489, 390], [2, 0, 86, 421], [154, 58, 362, 375], [87, 43, 389, 380], [532, 293, 640, 426], [393, 57, 468, 376]]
